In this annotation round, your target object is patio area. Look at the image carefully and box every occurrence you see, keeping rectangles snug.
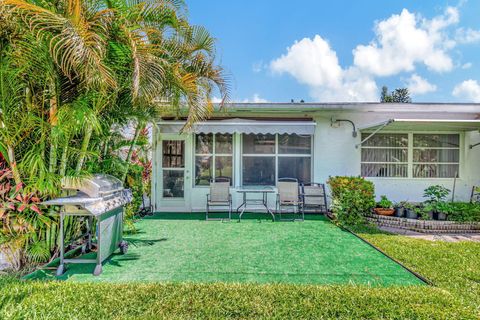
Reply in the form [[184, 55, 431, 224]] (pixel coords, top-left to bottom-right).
[[30, 213, 424, 286]]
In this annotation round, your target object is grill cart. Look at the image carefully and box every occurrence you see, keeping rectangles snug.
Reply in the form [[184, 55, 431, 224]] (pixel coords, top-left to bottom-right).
[[43, 174, 132, 276]]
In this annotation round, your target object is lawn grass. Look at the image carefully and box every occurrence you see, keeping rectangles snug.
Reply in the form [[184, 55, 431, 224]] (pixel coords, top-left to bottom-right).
[[1, 216, 479, 319], [360, 231, 480, 316], [26, 213, 422, 286], [0, 276, 475, 319]]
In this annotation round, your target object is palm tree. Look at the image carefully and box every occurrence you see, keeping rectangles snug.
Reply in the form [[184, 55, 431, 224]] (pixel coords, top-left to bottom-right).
[[1, 0, 116, 187], [101, 0, 230, 181], [0, 0, 230, 268]]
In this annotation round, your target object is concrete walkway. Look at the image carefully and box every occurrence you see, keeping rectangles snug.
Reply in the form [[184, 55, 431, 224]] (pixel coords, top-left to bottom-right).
[[379, 226, 480, 242]]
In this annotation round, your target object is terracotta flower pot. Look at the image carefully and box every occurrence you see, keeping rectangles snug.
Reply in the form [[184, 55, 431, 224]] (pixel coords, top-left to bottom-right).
[[374, 208, 395, 216]]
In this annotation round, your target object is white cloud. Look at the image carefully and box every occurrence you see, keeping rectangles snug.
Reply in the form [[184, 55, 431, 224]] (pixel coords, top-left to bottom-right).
[[455, 28, 480, 44], [270, 35, 377, 102], [271, 35, 343, 88], [211, 96, 223, 103], [452, 80, 480, 102], [269, 5, 478, 102], [241, 94, 268, 103], [461, 62, 472, 69], [353, 8, 457, 76], [405, 74, 437, 95]]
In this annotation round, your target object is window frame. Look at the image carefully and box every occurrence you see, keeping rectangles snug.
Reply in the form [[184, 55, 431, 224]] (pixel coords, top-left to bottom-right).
[[241, 133, 314, 186], [360, 131, 463, 179], [193, 133, 234, 187]]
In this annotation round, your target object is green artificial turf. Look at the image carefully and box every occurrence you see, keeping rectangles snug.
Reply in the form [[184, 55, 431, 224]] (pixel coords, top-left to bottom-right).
[[28, 213, 423, 286]]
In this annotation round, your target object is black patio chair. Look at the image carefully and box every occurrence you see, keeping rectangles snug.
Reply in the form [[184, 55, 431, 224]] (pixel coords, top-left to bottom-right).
[[300, 182, 328, 214]]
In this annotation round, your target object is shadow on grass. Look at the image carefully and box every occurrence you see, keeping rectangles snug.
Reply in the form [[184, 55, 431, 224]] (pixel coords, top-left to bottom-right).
[[123, 238, 168, 247]]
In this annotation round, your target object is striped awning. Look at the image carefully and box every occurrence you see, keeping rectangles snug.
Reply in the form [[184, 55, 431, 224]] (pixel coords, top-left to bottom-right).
[[159, 118, 316, 135]]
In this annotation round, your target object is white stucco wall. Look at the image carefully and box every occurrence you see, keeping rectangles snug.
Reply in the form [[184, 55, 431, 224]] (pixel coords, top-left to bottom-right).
[[152, 106, 480, 212], [312, 112, 480, 203]]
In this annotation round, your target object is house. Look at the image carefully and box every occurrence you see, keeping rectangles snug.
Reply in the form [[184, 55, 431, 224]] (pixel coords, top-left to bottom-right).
[[151, 102, 480, 212]]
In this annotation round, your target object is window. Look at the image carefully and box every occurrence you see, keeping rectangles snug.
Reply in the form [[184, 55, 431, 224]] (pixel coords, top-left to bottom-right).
[[413, 134, 459, 178], [194, 133, 233, 185], [162, 140, 184, 198], [242, 133, 312, 185], [361, 134, 408, 177], [361, 133, 460, 178]]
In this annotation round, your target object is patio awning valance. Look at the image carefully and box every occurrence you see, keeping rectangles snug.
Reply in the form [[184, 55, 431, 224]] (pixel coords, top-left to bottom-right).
[[359, 119, 480, 132], [159, 118, 316, 135]]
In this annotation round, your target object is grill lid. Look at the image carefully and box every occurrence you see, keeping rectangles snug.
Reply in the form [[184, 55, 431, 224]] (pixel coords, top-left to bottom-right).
[[42, 174, 133, 216], [62, 174, 123, 198]]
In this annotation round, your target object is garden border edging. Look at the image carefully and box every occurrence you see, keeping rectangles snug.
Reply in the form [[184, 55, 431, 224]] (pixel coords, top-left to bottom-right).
[[367, 214, 480, 234]]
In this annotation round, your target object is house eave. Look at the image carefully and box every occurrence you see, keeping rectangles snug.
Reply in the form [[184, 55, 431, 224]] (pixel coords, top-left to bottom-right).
[[158, 102, 480, 118]]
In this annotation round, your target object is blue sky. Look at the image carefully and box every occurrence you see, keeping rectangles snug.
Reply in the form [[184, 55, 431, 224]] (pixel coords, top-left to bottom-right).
[[188, 1, 480, 103]]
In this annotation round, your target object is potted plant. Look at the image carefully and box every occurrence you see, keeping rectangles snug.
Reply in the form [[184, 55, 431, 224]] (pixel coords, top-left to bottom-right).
[[374, 195, 395, 216], [423, 185, 451, 220], [421, 203, 435, 220], [403, 202, 419, 219], [394, 202, 405, 217], [436, 202, 454, 221]]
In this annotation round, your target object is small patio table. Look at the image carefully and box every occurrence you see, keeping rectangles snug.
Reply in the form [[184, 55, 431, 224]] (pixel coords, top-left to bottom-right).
[[236, 186, 276, 221]]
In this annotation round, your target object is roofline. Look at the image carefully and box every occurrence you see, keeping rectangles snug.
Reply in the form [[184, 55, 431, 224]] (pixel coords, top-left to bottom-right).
[[211, 102, 480, 113], [218, 102, 480, 105]]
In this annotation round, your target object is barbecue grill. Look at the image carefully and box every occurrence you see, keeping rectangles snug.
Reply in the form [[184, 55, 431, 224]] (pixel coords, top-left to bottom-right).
[[43, 174, 132, 276]]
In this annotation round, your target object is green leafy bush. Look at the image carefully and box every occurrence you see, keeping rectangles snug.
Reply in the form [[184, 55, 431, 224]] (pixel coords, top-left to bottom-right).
[[447, 202, 480, 222], [423, 185, 450, 203], [421, 185, 452, 219], [327, 176, 375, 226]]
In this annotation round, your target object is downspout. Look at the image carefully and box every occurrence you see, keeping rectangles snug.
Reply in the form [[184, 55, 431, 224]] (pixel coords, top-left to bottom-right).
[[331, 118, 357, 137]]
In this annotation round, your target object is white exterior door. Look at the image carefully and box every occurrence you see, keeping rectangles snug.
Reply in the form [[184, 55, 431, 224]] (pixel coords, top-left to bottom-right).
[[154, 134, 192, 212]]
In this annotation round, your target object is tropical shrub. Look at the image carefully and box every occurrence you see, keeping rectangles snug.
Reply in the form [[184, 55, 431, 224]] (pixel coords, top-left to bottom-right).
[[0, 166, 56, 270], [327, 176, 375, 225], [0, 0, 229, 271]]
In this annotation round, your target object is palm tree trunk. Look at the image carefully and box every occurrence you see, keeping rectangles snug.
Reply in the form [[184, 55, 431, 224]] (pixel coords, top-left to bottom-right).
[[48, 80, 58, 173], [75, 124, 93, 173], [59, 137, 69, 177], [121, 122, 143, 182], [49, 138, 58, 173], [7, 145, 21, 185]]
